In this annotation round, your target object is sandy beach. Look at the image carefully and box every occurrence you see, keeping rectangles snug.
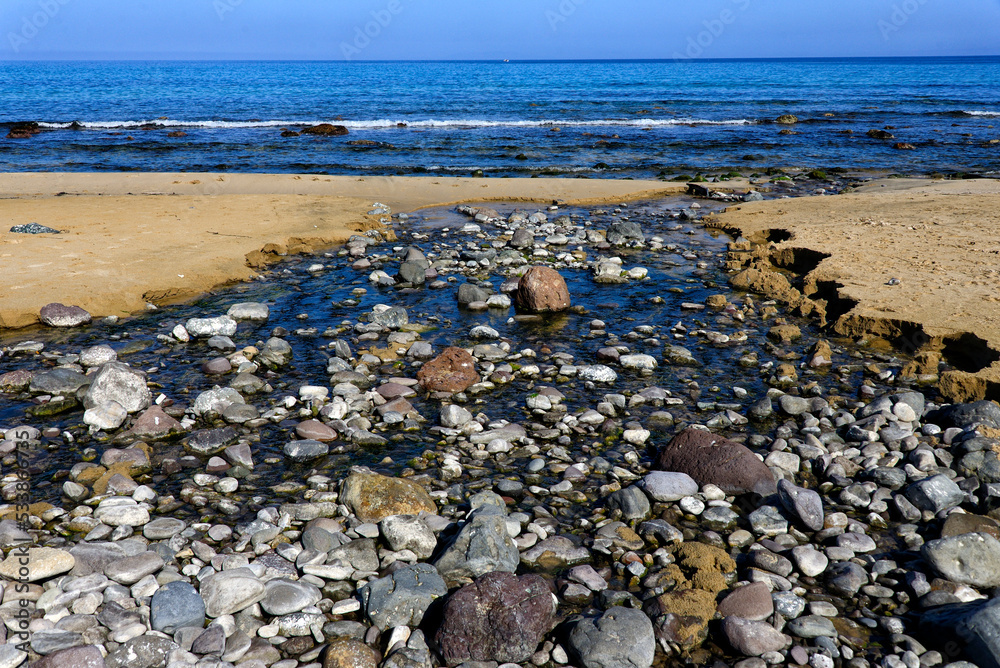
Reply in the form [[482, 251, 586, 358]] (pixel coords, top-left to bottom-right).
[[709, 178, 1000, 402], [0, 173, 706, 329]]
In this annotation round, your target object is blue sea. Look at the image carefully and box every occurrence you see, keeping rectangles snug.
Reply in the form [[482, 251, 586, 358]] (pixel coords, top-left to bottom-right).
[[1, 57, 999, 178]]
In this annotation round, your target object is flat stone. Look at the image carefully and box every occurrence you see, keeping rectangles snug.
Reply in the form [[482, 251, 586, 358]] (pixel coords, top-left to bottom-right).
[[261, 578, 322, 616], [721, 616, 790, 656], [143, 517, 187, 540], [228, 302, 270, 321], [284, 439, 330, 461], [200, 570, 267, 617], [29, 645, 103, 668], [105, 635, 179, 668], [105, 551, 164, 585], [785, 615, 837, 638], [0, 547, 74, 582], [94, 498, 149, 527], [640, 471, 699, 502]]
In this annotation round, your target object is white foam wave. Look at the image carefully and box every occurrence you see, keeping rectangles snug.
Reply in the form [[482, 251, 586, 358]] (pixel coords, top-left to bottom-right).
[[963, 110, 1000, 117], [35, 117, 756, 130]]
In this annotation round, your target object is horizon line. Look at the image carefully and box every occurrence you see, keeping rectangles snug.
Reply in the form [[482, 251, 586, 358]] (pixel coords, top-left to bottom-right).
[[3, 55, 1000, 64]]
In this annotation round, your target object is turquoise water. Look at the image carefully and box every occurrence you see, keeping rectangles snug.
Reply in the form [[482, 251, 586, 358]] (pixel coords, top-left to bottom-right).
[[1, 57, 999, 177]]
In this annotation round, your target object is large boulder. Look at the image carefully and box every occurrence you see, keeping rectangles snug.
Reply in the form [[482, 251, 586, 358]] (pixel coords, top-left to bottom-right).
[[654, 428, 776, 496], [922, 532, 1000, 588], [514, 266, 571, 313], [434, 572, 555, 666], [417, 347, 479, 393], [920, 597, 1000, 668], [83, 363, 151, 414]]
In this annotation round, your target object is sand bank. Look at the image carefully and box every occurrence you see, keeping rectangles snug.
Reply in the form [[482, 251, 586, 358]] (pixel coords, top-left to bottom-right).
[[0, 173, 713, 330], [708, 178, 1000, 402]]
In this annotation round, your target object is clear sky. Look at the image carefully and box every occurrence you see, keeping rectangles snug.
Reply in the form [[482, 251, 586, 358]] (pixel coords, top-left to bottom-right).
[[2, 0, 999, 60]]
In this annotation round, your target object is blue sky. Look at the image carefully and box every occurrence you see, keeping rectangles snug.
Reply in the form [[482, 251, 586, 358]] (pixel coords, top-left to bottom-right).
[[2, 0, 999, 60]]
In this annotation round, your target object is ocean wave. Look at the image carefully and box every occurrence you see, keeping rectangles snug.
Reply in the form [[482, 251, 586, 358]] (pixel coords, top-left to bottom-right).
[[34, 117, 757, 130], [962, 110, 1000, 117]]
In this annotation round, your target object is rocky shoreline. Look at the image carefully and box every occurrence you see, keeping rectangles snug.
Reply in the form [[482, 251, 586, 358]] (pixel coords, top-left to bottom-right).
[[0, 196, 997, 668]]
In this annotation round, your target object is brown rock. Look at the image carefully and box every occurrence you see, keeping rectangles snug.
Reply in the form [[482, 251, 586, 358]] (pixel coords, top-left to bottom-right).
[[6, 129, 33, 139], [717, 582, 774, 621], [514, 266, 571, 313], [31, 645, 105, 668], [303, 123, 349, 136], [296, 419, 338, 442], [655, 428, 776, 496], [281, 130, 301, 137], [767, 324, 801, 343], [340, 470, 436, 522], [0, 369, 34, 391], [201, 357, 233, 375], [117, 405, 183, 442], [417, 347, 479, 393], [941, 513, 1000, 540], [730, 266, 802, 306], [435, 572, 555, 666], [323, 639, 379, 668], [167, 131, 187, 138], [894, 142, 916, 150]]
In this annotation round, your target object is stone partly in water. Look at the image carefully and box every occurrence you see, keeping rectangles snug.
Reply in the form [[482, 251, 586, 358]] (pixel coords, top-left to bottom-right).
[[434, 571, 556, 666], [514, 266, 571, 313], [83, 362, 151, 414], [720, 617, 791, 656], [654, 428, 777, 496], [303, 123, 349, 136], [340, 470, 437, 522], [568, 606, 656, 668], [417, 347, 480, 393], [39, 303, 92, 328]]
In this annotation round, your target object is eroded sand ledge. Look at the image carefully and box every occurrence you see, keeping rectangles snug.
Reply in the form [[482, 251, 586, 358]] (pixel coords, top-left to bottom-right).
[[0, 173, 702, 330], [708, 178, 1000, 403]]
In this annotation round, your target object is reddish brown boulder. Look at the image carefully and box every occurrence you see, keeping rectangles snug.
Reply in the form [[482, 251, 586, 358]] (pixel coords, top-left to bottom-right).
[[116, 405, 184, 443], [167, 131, 187, 138], [655, 428, 776, 496], [417, 347, 479, 393], [514, 266, 571, 313], [434, 572, 555, 666], [303, 123, 349, 136]]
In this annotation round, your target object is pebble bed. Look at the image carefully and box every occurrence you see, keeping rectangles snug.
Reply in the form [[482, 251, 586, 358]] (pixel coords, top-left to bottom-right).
[[0, 188, 996, 668]]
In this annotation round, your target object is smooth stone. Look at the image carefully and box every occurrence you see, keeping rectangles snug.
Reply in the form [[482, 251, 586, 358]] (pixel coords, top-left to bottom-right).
[[717, 582, 774, 621], [640, 471, 699, 502], [567, 607, 655, 668], [150, 580, 206, 633], [721, 616, 791, 656], [922, 532, 1000, 588], [0, 547, 74, 582], [261, 578, 322, 616], [777, 479, 825, 532]]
